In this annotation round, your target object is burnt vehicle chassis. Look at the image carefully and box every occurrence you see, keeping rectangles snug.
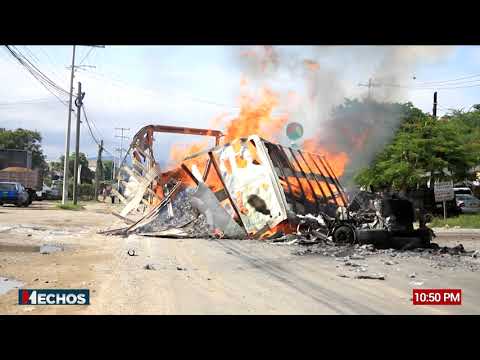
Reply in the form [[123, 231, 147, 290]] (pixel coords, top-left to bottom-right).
[[295, 191, 434, 250]]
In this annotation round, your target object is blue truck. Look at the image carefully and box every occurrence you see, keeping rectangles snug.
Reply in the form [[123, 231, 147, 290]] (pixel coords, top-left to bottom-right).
[[0, 181, 30, 207]]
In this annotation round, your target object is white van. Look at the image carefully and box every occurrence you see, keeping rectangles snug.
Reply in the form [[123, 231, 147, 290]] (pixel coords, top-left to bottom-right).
[[454, 187, 473, 196]]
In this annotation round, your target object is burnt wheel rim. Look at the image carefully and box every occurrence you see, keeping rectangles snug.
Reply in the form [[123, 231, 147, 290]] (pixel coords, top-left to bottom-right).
[[333, 226, 354, 244]]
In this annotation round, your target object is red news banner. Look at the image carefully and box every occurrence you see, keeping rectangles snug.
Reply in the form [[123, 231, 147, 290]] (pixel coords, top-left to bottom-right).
[[413, 289, 462, 305]]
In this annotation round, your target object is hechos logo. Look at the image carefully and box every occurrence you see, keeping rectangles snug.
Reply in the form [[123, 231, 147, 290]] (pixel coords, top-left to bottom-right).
[[19, 289, 89, 305]]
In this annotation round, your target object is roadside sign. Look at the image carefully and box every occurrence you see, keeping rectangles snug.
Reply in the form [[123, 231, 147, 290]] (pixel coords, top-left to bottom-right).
[[435, 180, 454, 220], [434, 180, 454, 202]]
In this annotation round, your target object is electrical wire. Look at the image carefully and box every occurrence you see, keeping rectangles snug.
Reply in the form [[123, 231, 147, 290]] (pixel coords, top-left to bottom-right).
[[412, 73, 480, 86], [374, 81, 480, 91], [81, 104, 115, 157], [76, 67, 242, 110], [4, 46, 73, 104], [4, 47, 69, 106], [11, 46, 71, 97], [0, 98, 54, 106], [81, 104, 106, 142], [35, 46, 68, 85], [22, 46, 41, 65], [79, 47, 95, 65]]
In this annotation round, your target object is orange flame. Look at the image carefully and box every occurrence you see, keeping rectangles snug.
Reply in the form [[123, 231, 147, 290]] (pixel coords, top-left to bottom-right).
[[169, 141, 209, 167], [302, 138, 349, 178], [166, 77, 349, 182], [259, 220, 297, 239], [224, 87, 287, 143]]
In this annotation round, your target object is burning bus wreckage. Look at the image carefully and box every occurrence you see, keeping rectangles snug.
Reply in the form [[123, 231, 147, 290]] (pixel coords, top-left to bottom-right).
[[98, 123, 470, 257]]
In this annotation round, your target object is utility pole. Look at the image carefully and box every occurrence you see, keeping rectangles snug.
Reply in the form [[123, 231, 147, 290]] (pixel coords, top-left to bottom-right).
[[62, 45, 105, 204], [61, 45, 76, 204], [115, 127, 130, 188], [94, 140, 104, 201], [433, 91, 438, 119], [358, 78, 381, 100], [72, 82, 85, 205]]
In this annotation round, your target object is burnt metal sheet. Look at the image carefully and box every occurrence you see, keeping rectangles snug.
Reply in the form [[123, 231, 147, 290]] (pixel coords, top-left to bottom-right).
[[210, 136, 289, 235]]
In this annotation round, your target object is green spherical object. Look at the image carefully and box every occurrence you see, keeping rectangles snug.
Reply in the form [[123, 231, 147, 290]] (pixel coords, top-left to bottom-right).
[[286, 122, 304, 141]]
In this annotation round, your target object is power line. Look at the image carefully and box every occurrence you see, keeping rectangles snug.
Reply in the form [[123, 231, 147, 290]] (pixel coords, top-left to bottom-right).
[[0, 98, 53, 106], [412, 73, 480, 86], [9, 46, 71, 97], [81, 104, 114, 157], [79, 47, 95, 65], [429, 83, 480, 90], [22, 46, 41, 65], [4, 46, 71, 106], [76, 67, 242, 110], [363, 80, 480, 91], [81, 104, 107, 145], [35, 46, 68, 85]]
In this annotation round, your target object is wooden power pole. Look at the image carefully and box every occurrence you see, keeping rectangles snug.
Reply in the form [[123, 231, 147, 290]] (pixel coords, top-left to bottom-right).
[[433, 91, 438, 119], [61, 45, 76, 204], [62, 45, 105, 204], [72, 82, 84, 205], [358, 78, 381, 100], [94, 140, 104, 201]]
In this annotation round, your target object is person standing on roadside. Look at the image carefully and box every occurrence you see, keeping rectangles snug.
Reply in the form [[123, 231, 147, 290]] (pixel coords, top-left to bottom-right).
[[101, 187, 107, 202], [110, 186, 115, 204]]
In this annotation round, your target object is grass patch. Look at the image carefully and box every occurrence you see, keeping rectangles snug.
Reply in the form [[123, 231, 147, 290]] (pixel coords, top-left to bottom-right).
[[55, 202, 85, 211], [430, 213, 480, 228]]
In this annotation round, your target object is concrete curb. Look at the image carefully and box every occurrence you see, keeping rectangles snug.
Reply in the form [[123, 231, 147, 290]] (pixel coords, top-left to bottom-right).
[[432, 227, 480, 235]]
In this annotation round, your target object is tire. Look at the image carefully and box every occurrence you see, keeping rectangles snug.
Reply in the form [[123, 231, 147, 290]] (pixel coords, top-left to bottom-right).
[[332, 225, 356, 244], [424, 213, 433, 223]]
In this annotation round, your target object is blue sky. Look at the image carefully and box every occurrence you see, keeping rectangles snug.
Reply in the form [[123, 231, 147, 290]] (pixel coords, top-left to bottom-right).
[[0, 46, 479, 162]]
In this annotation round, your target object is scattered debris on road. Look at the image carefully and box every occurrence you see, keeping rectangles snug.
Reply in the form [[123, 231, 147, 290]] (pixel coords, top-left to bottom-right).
[[0, 277, 24, 295], [354, 274, 385, 280], [144, 263, 158, 271], [39, 244, 64, 254]]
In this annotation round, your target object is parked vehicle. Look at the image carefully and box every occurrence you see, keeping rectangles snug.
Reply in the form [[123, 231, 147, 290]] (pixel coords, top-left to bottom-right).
[[46, 185, 62, 200], [454, 187, 473, 196], [0, 181, 30, 207], [35, 189, 44, 200], [33, 183, 51, 201], [456, 194, 480, 214], [407, 186, 461, 218], [0, 167, 43, 203]]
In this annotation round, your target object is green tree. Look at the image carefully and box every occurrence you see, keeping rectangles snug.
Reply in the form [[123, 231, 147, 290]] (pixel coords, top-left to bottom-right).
[[58, 152, 95, 184], [325, 98, 426, 185], [49, 160, 63, 172], [0, 128, 48, 171], [355, 108, 478, 191], [102, 160, 113, 181]]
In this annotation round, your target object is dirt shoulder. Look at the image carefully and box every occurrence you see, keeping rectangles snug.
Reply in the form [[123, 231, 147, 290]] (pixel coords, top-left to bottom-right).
[[0, 201, 121, 314]]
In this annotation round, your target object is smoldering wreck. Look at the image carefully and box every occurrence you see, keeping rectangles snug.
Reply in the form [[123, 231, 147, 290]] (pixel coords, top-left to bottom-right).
[[100, 124, 435, 251]]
